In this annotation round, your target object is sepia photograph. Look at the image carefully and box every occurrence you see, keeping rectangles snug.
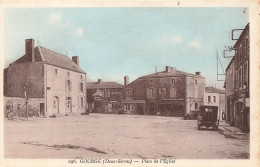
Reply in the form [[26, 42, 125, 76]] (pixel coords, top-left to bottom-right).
[[1, 0, 260, 167]]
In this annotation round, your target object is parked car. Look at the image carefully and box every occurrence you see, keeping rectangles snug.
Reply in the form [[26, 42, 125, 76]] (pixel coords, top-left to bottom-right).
[[184, 110, 198, 120], [197, 105, 219, 130]]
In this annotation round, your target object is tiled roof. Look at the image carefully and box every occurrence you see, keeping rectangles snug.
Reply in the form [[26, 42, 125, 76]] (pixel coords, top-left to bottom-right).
[[139, 69, 204, 79], [11, 46, 86, 74], [205, 87, 225, 94], [86, 82, 123, 89]]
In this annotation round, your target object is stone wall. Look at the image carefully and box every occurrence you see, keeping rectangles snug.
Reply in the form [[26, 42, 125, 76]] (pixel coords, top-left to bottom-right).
[[4, 97, 44, 118]]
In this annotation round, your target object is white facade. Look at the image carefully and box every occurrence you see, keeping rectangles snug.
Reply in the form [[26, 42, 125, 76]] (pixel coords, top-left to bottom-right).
[[204, 92, 225, 120], [45, 64, 86, 116]]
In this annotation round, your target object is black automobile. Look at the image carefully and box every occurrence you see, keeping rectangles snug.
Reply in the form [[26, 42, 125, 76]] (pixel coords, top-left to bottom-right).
[[197, 105, 219, 130]]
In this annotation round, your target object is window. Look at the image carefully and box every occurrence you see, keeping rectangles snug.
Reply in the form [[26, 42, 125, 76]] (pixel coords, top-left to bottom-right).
[[104, 90, 111, 97], [195, 79, 198, 85], [67, 72, 70, 77], [147, 88, 155, 98], [244, 62, 248, 86], [80, 82, 83, 92], [80, 75, 83, 79], [195, 103, 198, 110], [66, 97, 72, 109], [127, 104, 131, 110], [66, 80, 71, 91], [170, 87, 176, 98], [81, 97, 84, 107], [55, 69, 58, 76], [240, 44, 243, 63], [149, 80, 153, 85], [213, 96, 216, 103], [208, 96, 211, 103], [126, 89, 132, 98], [159, 88, 166, 94], [171, 78, 176, 85], [239, 68, 242, 88]]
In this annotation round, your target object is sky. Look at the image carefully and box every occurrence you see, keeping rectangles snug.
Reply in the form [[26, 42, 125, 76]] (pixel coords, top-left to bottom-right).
[[3, 8, 249, 88]]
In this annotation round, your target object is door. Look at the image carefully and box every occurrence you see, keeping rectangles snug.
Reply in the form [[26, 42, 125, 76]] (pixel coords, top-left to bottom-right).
[[40, 103, 45, 116], [66, 97, 72, 113], [53, 96, 59, 114]]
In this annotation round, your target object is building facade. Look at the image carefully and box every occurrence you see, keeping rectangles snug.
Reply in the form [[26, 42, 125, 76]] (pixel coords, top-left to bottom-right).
[[225, 23, 250, 132], [86, 79, 123, 113], [4, 39, 87, 117], [122, 66, 206, 116], [204, 87, 225, 121]]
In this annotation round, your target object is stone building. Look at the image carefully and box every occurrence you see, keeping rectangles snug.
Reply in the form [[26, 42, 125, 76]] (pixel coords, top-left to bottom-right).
[[122, 66, 205, 116], [225, 23, 250, 132], [4, 39, 87, 117], [204, 87, 225, 121], [86, 79, 123, 113]]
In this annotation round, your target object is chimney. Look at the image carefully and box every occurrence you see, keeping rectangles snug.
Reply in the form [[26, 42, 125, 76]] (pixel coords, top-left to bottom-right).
[[72, 56, 79, 65], [195, 72, 201, 75], [25, 39, 35, 62], [124, 76, 129, 86], [98, 79, 102, 83], [165, 66, 176, 72]]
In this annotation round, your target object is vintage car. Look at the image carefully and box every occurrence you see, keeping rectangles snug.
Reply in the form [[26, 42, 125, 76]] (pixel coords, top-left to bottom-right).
[[197, 105, 219, 130]]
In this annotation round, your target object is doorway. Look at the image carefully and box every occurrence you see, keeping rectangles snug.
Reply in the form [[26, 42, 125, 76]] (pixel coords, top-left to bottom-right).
[[53, 96, 59, 114], [40, 103, 45, 116], [66, 97, 72, 113]]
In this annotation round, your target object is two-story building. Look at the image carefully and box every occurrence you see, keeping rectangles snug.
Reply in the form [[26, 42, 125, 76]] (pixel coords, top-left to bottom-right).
[[4, 39, 87, 117], [86, 79, 123, 113], [225, 23, 250, 132], [204, 87, 225, 121], [122, 66, 205, 117]]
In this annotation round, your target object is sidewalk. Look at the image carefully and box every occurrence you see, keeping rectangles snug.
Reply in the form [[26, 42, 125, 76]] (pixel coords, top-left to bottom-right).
[[218, 121, 249, 139]]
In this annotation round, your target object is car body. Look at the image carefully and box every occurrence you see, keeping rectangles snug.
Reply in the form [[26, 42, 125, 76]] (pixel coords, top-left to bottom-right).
[[197, 105, 219, 130]]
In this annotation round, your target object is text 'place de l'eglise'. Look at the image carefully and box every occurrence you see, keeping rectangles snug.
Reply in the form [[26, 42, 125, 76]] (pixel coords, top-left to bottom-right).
[[4, 23, 250, 133]]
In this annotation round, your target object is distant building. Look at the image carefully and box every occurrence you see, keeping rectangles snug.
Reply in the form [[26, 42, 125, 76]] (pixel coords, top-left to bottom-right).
[[122, 66, 206, 116], [4, 39, 87, 117], [204, 87, 225, 121], [225, 23, 250, 132], [86, 79, 123, 113]]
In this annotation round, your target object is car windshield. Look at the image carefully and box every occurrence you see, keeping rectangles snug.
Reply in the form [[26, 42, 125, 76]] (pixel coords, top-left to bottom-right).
[[205, 108, 213, 112]]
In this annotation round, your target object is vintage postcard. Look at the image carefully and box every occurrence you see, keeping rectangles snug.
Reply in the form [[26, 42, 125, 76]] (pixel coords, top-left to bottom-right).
[[0, 0, 260, 167]]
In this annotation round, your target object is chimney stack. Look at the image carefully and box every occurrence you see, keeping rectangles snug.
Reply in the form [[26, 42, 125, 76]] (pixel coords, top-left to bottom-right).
[[98, 79, 102, 83], [124, 76, 129, 86], [72, 56, 79, 65], [25, 39, 35, 62], [165, 66, 176, 72], [195, 72, 201, 75]]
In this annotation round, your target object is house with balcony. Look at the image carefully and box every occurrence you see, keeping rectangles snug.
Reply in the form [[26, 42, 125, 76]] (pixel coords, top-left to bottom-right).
[[122, 66, 206, 117]]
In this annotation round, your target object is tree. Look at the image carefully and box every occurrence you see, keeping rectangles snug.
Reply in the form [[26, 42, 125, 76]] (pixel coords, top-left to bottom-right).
[[23, 82, 35, 119]]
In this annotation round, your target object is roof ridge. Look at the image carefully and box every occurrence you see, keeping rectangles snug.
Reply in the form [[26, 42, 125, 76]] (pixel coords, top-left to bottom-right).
[[39, 46, 72, 60]]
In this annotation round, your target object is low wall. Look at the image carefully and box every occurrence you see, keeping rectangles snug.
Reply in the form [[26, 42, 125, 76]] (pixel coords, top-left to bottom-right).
[[4, 97, 45, 118]]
